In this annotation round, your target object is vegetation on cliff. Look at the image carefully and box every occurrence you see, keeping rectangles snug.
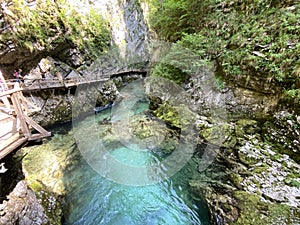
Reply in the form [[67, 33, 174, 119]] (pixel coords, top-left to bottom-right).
[[147, 0, 300, 105], [0, 0, 111, 60], [146, 1, 300, 224]]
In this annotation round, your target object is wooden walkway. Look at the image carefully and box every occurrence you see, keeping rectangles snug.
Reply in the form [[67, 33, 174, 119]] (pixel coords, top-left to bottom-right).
[[0, 69, 147, 160], [20, 69, 147, 92], [0, 83, 51, 160]]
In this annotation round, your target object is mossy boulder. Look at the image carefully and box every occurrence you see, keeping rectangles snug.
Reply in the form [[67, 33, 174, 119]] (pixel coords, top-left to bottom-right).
[[17, 130, 79, 224], [235, 119, 260, 138], [237, 141, 263, 166], [201, 123, 237, 148], [232, 191, 300, 225], [154, 102, 197, 130]]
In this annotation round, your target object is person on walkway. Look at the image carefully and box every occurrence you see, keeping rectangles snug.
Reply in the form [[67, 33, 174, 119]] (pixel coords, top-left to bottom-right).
[[13, 68, 23, 83], [0, 70, 12, 111]]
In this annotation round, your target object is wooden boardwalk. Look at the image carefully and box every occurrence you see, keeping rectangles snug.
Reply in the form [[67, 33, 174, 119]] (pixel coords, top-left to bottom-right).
[[0, 69, 147, 160], [20, 69, 147, 92], [0, 83, 51, 160]]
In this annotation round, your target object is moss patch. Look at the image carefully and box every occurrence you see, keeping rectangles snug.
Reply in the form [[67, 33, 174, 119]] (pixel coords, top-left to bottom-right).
[[154, 102, 196, 129], [232, 191, 299, 225]]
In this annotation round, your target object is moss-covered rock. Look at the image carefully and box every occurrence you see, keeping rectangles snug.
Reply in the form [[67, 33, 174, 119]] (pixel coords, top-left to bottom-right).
[[232, 191, 300, 225], [154, 102, 197, 130], [237, 142, 263, 166], [201, 123, 237, 148], [129, 115, 180, 154], [262, 111, 300, 163], [0, 181, 48, 225], [0, 0, 111, 76], [235, 119, 260, 138], [17, 130, 79, 224]]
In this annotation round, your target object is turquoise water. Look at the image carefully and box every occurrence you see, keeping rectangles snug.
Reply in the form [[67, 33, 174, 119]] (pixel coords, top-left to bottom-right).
[[63, 156, 208, 225], [62, 79, 210, 225]]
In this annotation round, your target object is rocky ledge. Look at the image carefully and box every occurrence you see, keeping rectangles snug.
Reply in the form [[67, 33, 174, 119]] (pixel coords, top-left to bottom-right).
[[145, 74, 300, 225], [0, 180, 48, 225]]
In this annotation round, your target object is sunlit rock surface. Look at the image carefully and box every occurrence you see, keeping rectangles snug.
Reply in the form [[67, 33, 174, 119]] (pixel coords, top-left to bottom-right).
[[0, 180, 48, 225]]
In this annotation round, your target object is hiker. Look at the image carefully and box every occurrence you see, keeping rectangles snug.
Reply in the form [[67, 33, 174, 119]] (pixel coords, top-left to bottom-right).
[[13, 68, 23, 83]]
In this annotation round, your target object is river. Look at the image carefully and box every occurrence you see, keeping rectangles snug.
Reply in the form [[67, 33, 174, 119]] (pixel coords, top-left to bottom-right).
[[48, 79, 210, 225]]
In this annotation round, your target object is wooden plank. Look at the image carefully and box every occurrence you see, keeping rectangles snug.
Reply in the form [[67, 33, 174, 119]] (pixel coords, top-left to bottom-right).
[[0, 87, 23, 98], [11, 92, 31, 139], [0, 116, 18, 139], [21, 69, 148, 91], [0, 133, 20, 150], [0, 114, 13, 124], [0, 130, 12, 139], [12, 115, 18, 135], [30, 133, 51, 140], [18, 90, 40, 112], [23, 114, 51, 139], [0, 137, 27, 160]]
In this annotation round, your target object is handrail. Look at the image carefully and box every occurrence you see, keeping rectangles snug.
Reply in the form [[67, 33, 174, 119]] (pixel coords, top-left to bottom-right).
[[2, 69, 148, 92], [0, 87, 23, 97], [0, 68, 148, 159]]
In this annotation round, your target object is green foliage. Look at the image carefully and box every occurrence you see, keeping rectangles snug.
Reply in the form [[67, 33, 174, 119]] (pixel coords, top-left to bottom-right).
[[2, 0, 111, 59], [58, 1, 111, 58], [287, 179, 300, 188], [148, 0, 210, 41], [214, 76, 226, 90], [284, 89, 300, 103], [148, 42, 212, 84], [4, 0, 63, 51], [150, 63, 189, 84], [148, 0, 300, 103]]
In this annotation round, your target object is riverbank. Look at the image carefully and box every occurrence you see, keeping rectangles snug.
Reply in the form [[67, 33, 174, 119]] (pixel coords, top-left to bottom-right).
[[1, 73, 300, 224], [144, 73, 300, 225]]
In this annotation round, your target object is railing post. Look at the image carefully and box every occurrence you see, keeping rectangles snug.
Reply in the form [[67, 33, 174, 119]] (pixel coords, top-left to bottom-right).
[[38, 79, 41, 90], [10, 90, 31, 139]]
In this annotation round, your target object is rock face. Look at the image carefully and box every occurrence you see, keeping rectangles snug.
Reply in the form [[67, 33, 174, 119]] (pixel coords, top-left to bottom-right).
[[12, 128, 82, 225], [3, 1, 299, 225], [18, 56, 123, 126], [0, 180, 48, 225], [27, 81, 121, 127], [0, 0, 150, 79], [263, 110, 300, 162], [145, 71, 300, 225], [0, 0, 83, 78], [97, 0, 149, 59], [188, 119, 300, 225], [0, 0, 151, 224], [183, 71, 279, 119]]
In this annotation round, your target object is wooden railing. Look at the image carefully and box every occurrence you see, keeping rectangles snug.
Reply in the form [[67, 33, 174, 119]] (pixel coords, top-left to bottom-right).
[[5, 69, 147, 92], [0, 69, 147, 159], [0, 83, 51, 159]]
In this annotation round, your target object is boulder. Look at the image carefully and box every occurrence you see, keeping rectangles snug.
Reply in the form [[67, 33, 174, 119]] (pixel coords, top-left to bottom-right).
[[0, 180, 48, 225]]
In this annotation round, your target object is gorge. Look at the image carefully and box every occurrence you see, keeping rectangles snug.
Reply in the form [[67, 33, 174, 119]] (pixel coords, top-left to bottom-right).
[[0, 0, 300, 225]]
